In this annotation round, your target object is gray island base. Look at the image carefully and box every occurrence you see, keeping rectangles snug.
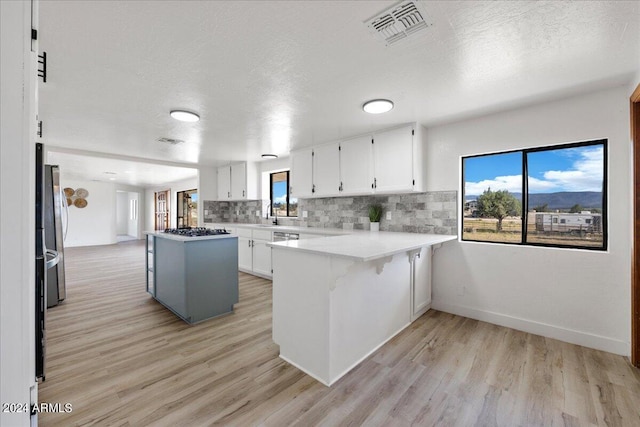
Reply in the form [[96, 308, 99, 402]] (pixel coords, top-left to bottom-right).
[[145, 232, 239, 324]]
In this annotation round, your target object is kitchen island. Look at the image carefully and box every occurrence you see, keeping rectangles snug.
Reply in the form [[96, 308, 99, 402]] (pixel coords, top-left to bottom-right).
[[268, 232, 456, 386], [145, 231, 239, 324]]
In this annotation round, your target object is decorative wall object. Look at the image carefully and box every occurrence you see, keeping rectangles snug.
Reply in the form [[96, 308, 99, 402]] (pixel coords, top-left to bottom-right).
[[63, 187, 89, 208]]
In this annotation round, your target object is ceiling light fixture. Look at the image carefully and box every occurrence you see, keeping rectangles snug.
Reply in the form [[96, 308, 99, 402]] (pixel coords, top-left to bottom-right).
[[362, 99, 394, 114], [261, 154, 278, 159], [170, 110, 200, 122]]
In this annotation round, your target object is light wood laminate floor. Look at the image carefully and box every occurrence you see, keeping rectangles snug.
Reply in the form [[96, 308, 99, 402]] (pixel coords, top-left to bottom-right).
[[39, 240, 640, 426]]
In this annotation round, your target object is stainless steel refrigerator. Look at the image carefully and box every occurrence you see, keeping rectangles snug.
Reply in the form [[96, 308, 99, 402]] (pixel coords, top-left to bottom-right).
[[35, 143, 66, 380]]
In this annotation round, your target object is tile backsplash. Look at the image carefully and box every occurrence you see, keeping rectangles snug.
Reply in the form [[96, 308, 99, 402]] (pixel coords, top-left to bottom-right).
[[203, 191, 457, 235]]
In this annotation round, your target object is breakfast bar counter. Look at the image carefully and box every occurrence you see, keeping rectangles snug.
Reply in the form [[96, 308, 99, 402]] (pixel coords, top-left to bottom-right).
[[268, 232, 455, 386]]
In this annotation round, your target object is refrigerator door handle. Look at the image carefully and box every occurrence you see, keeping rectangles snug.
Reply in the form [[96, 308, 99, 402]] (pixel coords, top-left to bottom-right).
[[61, 186, 69, 242], [45, 249, 60, 270]]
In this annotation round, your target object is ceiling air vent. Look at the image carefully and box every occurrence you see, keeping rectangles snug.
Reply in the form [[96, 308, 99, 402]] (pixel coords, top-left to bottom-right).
[[156, 137, 185, 145], [365, 0, 431, 46]]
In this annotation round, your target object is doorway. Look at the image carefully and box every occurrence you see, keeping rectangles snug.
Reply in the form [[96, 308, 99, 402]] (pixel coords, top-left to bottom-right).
[[116, 191, 140, 242], [177, 189, 198, 228], [632, 83, 640, 367], [155, 190, 170, 231]]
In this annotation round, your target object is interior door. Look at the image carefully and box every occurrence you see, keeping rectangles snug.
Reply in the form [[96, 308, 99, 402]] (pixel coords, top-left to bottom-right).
[[154, 190, 170, 231]]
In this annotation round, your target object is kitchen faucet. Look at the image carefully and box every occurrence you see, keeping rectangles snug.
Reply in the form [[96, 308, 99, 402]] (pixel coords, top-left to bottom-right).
[[266, 203, 278, 225]]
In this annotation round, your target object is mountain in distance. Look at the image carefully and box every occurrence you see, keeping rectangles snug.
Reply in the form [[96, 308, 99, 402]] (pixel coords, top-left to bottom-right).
[[465, 191, 602, 210]]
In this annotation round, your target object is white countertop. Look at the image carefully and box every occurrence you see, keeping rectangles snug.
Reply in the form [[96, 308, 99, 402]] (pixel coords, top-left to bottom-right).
[[267, 232, 456, 262], [144, 231, 238, 242]]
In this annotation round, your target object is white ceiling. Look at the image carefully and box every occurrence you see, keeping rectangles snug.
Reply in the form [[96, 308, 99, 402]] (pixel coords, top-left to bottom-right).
[[38, 1, 640, 180], [46, 150, 198, 187]]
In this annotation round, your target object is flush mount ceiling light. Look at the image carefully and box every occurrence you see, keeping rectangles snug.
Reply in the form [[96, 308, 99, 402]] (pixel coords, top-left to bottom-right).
[[261, 154, 278, 159], [362, 99, 394, 114], [170, 110, 200, 122]]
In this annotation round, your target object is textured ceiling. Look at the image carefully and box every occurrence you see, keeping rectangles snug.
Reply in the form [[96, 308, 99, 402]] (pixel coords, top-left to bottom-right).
[[38, 0, 640, 177]]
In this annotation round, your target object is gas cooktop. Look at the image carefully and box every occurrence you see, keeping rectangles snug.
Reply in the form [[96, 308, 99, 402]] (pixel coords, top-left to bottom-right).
[[163, 227, 230, 237]]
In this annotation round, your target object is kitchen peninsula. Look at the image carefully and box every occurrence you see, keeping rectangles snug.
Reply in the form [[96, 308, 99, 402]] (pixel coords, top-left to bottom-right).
[[145, 229, 239, 324], [269, 232, 456, 386]]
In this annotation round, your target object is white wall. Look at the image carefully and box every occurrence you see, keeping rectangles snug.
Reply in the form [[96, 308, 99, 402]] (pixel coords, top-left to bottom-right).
[[198, 167, 217, 226], [145, 176, 198, 231], [62, 179, 117, 247], [426, 85, 632, 355], [1, 1, 36, 425]]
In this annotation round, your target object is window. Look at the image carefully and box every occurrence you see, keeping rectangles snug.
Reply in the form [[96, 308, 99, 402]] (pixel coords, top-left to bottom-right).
[[270, 171, 297, 217], [462, 139, 607, 250]]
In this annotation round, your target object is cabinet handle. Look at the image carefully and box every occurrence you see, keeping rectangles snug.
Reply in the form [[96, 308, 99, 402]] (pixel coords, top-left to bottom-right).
[[248, 239, 252, 247], [242, 190, 245, 197], [339, 182, 343, 192], [228, 191, 230, 198], [312, 184, 315, 194], [374, 178, 377, 189]]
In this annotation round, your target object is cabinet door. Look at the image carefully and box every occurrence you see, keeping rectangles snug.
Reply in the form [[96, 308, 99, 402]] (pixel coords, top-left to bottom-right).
[[313, 142, 341, 197], [411, 247, 431, 321], [252, 239, 272, 277], [290, 148, 314, 198], [373, 126, 414, 193], [340, 135, 374, 195], [238, 236, 252, 271], [231, 163, 247, 200], [217, 166, 231, 200]]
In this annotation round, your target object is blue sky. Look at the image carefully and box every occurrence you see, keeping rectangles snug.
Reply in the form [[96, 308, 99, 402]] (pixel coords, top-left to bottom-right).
[[272, 181, 287, 204], [464, 145, 604, 195]]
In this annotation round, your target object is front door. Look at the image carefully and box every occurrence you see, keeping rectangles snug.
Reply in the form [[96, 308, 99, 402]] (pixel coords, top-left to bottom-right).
[[155, 190, 170, 231]]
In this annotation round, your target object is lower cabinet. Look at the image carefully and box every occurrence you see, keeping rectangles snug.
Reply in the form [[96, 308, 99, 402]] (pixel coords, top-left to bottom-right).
[[237, 228, 273, 278]]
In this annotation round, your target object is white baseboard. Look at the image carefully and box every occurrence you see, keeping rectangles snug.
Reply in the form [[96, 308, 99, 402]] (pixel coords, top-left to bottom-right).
[[431, 301, 630, 356]]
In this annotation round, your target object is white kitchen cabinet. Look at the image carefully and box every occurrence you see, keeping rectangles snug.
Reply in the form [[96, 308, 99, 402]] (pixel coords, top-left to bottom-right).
[[237, 227, 273, 278], [217, 166, 231, 200], [290, 148, 314, 198], [252, 239, 272, 277], [231, 163, 247, 199], [313, 142, 341, 197], [339, 135, 373, 195], [217, 162, 259, 200], [410, 247, 432, 321], [372, 125, 415, 193], [238, 236, 253, 271]]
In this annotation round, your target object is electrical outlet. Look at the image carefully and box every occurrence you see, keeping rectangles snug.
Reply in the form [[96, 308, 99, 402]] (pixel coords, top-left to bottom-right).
[[303, 211, 308, 218], [256, 210, 260, 217], [236, 210, 240, 215], [386, 212, 392, 220], [204, 210, 209, 215]]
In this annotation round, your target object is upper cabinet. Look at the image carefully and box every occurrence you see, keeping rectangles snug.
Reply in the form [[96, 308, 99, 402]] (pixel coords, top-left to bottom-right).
[[339, 135, 373, 195], [290, 148, 314, 198], [289, 123, 425, 199], [313, 141, 341, 197], [217, 166, 231, 200], [217, 161, 259, 200], [372, 126, 415, 193]]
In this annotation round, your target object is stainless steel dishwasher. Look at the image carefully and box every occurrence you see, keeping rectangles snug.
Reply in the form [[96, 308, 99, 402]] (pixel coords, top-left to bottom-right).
[[273, 231, 300, 242]]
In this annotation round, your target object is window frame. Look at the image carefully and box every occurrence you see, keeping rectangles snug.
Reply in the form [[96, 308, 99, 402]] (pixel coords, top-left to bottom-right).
[[269, 170, 297, 217], [461, 139, 608, 251]]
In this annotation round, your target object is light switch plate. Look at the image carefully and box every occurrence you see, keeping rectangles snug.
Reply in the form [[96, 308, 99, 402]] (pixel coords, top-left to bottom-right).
[[303, 211, 308, 218], [386, 212, 392, 220]]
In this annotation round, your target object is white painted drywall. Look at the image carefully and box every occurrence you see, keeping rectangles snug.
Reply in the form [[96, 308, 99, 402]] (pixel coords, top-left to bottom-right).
[[62, 179, 117, 247], [116, 191, 128, 234], [1, 1, 36, 425], [198, 167, 216, 226], [425, 85, 632, 355], [145, 176, 198, 231]]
